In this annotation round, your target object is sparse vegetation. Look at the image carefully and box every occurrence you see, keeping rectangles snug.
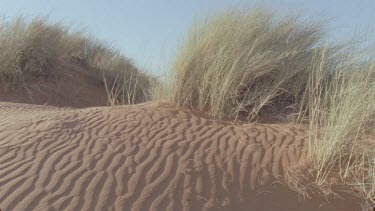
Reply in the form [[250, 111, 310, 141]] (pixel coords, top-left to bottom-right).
[[0, 8, 374, 209], [0, 16, 152, 104], [168, 8, 375, 208]]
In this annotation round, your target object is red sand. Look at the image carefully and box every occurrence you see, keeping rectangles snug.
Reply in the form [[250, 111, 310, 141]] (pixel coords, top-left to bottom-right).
[[0, 102, 362, 210]]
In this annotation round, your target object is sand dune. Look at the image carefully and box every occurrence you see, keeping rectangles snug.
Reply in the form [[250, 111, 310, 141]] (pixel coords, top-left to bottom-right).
[[0, 102, 361, 210], [0, 60, 108, 108]]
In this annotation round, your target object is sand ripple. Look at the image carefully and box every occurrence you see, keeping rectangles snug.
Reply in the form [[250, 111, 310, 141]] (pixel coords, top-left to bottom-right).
[[0, 102, 360, 210]]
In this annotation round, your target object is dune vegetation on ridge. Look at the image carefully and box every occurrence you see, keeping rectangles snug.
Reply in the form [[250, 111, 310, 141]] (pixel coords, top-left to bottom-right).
[[0, 7, 374, 210], [0, 16, 153, 106], [166, 8, 375, 209]]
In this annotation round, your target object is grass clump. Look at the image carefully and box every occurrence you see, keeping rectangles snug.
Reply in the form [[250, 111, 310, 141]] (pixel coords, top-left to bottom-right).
[[169, 8, 375, 208], [0, 17, 67, 85], [0, 16, 152, 105], [306, 47, 375, 208], [171, 9, 323, 121]]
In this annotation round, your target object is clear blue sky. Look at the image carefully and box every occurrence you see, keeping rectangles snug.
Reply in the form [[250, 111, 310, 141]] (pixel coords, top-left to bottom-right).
[[1, 0, 375, 75]]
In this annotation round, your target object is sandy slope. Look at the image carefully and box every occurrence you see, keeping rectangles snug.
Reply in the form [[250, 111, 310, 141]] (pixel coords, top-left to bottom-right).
[[0, 60, 108, 108], [0, 102, 361, 210]]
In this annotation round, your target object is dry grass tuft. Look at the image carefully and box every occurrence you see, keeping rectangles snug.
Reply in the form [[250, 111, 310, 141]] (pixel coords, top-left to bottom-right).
[[305, 46, 375, 209], [0, 16, 153, 105], [170, 9, 323, 122], [0, 17, 67, 86], [169, 8, 375, 208]]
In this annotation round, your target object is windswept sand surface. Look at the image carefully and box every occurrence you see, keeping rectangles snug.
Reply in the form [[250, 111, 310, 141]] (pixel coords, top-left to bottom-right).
[[0, 102, 361, 210]]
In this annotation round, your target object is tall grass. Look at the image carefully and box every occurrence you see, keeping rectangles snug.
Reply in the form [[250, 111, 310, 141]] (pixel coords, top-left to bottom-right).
[[306, 47, 375, 208], [104, 68, 154, 105], [0, 16, 153, 105], [169, 8, 375, 208], [0, 17, 67, 86], [171, 9, 323, 121], [68, 35, 154, 104]]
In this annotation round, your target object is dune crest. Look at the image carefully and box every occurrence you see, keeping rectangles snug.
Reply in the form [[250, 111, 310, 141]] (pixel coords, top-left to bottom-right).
[[0, 102, 361, 210]]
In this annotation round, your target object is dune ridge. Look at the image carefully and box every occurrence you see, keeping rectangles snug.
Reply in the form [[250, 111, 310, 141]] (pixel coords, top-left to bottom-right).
[[0, 102, 361, 210]]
